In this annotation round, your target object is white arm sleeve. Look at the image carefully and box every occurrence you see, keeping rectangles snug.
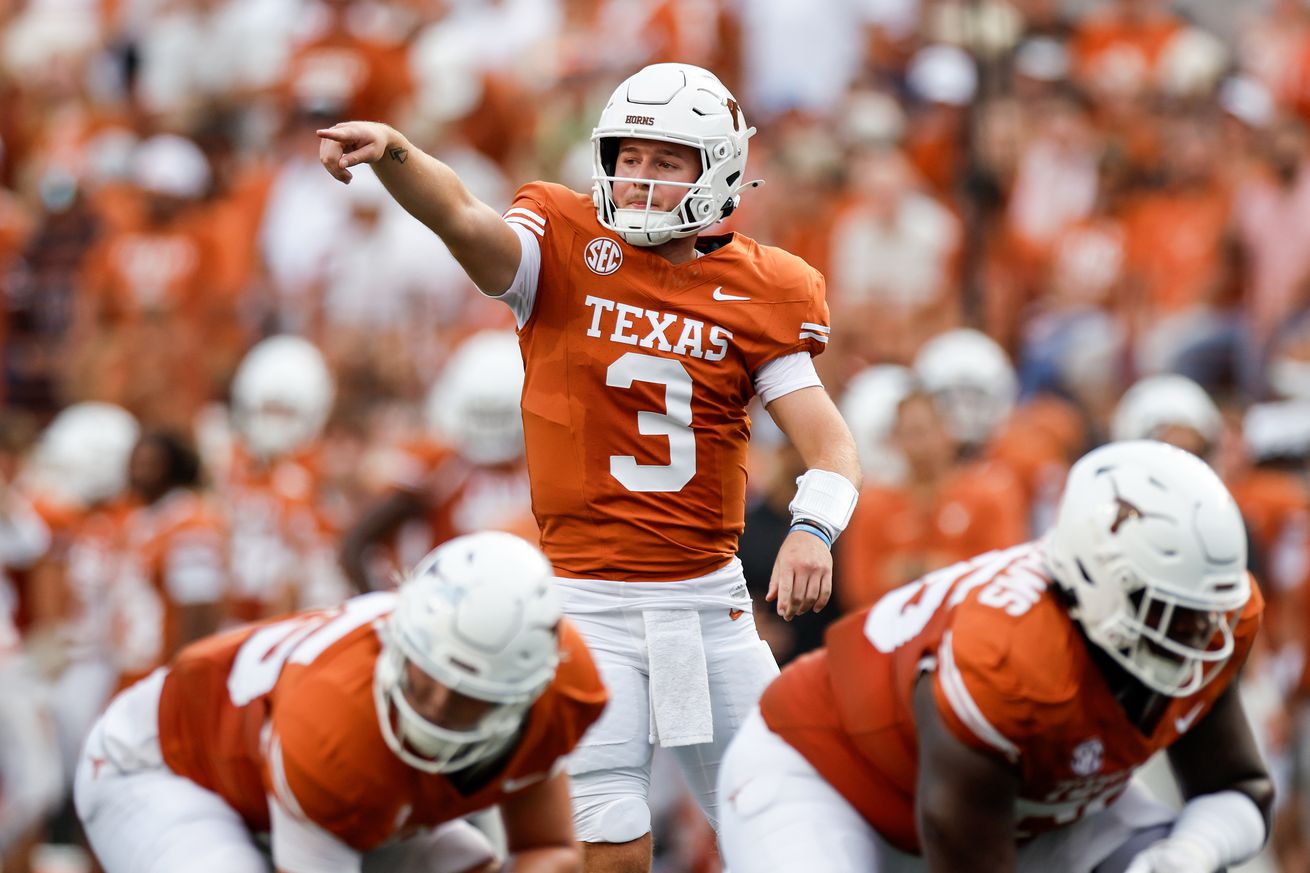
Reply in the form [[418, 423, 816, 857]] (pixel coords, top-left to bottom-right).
[[482, 221, 541, 329], [753, 352, 823, 406]]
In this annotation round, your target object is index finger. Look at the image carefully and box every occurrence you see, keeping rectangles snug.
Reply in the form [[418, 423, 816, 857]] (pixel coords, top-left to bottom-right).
[[316, 125, 357, 142]]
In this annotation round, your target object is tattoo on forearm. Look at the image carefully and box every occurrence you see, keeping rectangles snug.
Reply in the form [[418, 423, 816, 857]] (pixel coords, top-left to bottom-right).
[[388, 147, 408, 164]]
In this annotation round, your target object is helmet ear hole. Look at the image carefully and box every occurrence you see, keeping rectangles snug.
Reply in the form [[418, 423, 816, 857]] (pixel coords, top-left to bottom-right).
[[712, 142, 731, 160]]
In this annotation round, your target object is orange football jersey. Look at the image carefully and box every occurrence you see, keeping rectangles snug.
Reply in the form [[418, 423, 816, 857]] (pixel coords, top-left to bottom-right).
[[218, 447, 338, 622], [760, 542, 1263, 854], [121, 489, 228, 667], [158, 593, 606, 848], [509, 182, 829, 580]]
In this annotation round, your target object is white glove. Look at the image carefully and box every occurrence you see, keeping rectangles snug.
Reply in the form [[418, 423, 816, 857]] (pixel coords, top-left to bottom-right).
[[1123, 835, 1221, 873]]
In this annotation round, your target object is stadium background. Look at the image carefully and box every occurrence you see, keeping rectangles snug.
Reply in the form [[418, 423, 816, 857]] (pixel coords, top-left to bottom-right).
[[2, 0, 1310, 870]]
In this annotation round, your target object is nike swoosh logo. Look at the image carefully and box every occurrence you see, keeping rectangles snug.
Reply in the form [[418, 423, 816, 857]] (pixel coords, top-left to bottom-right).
[[1174, 702, 1205, 734], [502, 772, 549, 793], [712, 286, 750, 302]]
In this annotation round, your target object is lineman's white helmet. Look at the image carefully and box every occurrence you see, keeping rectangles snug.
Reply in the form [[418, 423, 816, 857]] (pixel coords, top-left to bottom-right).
[[592, 63, 758, 247], [373, 532, 560, 773], [1044, 440, 1250, 697], [28, 402, 139, 507], [426, 331, 525, 466], [913, 329, 1018, 449], [840, 364, 915, 485], [1111, 374, 1222, 449], [231, 335, 335, 460]]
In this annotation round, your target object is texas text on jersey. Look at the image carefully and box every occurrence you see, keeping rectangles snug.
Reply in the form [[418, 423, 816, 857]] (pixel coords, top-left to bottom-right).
[[506, 181, 830, 580]]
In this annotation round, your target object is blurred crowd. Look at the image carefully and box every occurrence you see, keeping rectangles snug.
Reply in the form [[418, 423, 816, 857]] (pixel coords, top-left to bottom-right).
[[4, 0, 1310, 870]]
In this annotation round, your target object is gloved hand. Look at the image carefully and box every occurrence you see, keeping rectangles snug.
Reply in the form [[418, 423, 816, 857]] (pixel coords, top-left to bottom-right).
[[1123, 835, 1221, 873]]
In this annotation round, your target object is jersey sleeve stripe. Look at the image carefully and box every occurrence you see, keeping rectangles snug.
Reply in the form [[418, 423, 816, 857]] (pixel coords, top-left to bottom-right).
[[938, 630, 1021, 762], [799, 322, 830, 333], [504, 208, 546, 231], [799, 331, 830, 343], [266, 733, 310, 820], [506, 216, 545, 238]]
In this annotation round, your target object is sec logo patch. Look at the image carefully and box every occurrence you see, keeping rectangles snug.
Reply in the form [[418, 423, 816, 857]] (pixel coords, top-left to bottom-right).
[[585, 238, 623, 275]]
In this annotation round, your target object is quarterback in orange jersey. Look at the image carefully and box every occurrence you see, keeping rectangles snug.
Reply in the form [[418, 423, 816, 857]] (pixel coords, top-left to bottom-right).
[[74, 532, 607, 873], [318, 63, 862, 872], [719, 441, 1274, 873]]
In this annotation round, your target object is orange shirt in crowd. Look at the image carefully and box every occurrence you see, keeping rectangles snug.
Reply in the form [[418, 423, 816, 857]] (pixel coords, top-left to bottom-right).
[[120, 488, 228, 668], [761, 542, 1263, 853], [218, 446, 339, 622], [838, 460, 1028, 612]]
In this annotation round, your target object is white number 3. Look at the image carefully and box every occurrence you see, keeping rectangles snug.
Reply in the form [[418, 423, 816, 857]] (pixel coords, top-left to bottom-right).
[[606, 352, 696, 493]]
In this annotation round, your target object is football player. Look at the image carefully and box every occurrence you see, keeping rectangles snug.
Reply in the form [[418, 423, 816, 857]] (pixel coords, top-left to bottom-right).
[[341, 330, 533, 593], [74, 531, 606, 873], [318, 63, 861, 872], [718, 440, 1272, 873], [219, 335, 346, 620]]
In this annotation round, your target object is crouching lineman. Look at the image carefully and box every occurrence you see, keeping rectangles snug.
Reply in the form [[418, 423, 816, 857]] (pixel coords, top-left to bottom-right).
[[74, 532, 607, 873], [718, 440, 1273, 873]]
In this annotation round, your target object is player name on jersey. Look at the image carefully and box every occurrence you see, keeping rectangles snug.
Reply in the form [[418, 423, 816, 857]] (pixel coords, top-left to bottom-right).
[[583, 294, 732, 362]]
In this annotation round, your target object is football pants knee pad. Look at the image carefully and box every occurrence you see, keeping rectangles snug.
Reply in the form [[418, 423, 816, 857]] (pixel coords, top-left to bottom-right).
[[572, 795, 651, 844]]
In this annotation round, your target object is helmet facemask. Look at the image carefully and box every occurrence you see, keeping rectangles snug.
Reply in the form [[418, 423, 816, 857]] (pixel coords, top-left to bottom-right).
[[1044, 440, 1251, 699], [592, 133, 740, 246], [589, 64, 759, 247], [1068, 553, 1245, 697], [371, 532, 561, 773], [373, 639, 531, 774]]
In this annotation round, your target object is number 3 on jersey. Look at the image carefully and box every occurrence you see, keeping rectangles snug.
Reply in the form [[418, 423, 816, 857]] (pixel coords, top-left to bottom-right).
[[606, 352, 695, 493]]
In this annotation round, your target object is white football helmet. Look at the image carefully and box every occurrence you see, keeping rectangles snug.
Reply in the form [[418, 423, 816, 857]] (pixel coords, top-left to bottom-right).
[[426, 331, 525, 466], [373, 532, 560, 773], [1111, 374, 1222, 449], [592, 63, 759, 246], [231, 336, 335, 461], [27, 403, 139, 507], [839, 364, 915, 485], [913, 329, 1018, 449], [1044, 440, 1250, 697]]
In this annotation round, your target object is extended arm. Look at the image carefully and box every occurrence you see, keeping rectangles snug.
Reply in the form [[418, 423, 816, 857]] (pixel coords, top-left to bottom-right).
[[912, 673, 1019, 872], [763, 385, 862, 619], [317, 122, 521, 294]]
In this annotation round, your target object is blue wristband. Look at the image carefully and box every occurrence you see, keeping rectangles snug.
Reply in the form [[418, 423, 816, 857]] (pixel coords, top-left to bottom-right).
[[790, 521, 834, 549]]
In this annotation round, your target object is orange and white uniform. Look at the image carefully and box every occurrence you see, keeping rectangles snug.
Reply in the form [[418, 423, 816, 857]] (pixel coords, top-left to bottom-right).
[[119, 489, 228, 675], [74, 593, 607, 873], [373, 438, 536, 573], [717, 542, 1263, 871], [504, 182, 829, 581], [494, 182, 827, 839], [218, 447, 344, 622]]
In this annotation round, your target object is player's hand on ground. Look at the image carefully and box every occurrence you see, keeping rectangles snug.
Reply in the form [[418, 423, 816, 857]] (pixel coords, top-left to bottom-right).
[[317, 121, 395, 183], [766, 531, 833, 621], [1122, 836, 1219, 873]]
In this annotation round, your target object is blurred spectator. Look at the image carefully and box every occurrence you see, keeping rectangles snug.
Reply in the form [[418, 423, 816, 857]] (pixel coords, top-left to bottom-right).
[[828, 147, 961, 367], [838, 388, 1026, 612], [341, 331, 534, 591]]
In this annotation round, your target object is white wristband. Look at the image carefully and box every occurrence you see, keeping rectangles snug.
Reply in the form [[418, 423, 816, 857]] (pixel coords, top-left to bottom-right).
[[788, 469, 859, 540], [1170, 790, 1266, 868]]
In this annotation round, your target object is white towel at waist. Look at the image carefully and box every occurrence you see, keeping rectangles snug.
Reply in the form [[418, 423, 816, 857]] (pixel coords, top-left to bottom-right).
[[643, 609, 713, 748]]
